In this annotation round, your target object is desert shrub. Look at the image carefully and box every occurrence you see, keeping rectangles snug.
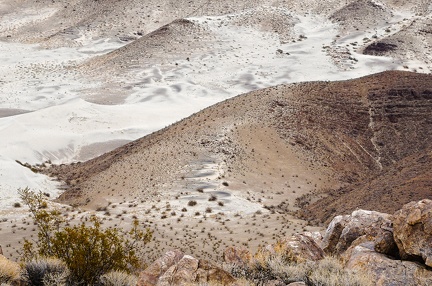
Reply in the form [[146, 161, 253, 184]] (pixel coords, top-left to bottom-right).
[[19, 188, 152, 285], [0, 255, 20, 284], [23, 257, 69, 286], [208, 195, 217, 201], [99, 270, 138, 286], [188, 200, 197, 206]]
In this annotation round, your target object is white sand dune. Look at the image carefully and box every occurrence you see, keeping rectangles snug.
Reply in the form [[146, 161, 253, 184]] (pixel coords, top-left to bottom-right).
[[0, 2, 431, 210]]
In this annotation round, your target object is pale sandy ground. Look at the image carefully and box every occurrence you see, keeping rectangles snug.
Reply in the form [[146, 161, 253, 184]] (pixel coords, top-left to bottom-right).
[[0, 203, 322, 264], [0, 0, 431, 263]]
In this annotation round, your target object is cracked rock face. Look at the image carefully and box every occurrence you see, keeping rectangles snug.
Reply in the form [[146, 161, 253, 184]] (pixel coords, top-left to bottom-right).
[[137, 250, 236, 286], [321, 209, 396, 256], [223, 246, 253, 266], [277, 233, 325, 263], [257, 233, 325, 264], [393, 199, 432, 267], [343, 241, 432, 286]]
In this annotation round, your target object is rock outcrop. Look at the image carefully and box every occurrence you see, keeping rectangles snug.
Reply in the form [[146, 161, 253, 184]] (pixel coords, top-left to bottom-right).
[[223, 246, 252, 267], [137, 249, 185, 286], [259, 233, 325, 263], [320, 200, 432, 285], [137, 250, 236, 286], [321, 209, 396, 256], [279, 233, 325, 263], [343, 241, 432, 286], [393, 199, 432, 266]]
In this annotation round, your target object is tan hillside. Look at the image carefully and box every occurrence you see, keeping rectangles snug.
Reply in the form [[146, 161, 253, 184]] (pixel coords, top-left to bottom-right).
[[45, 71, 432, 224]]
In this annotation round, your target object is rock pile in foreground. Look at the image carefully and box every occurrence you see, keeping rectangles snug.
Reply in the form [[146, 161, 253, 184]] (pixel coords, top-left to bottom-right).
[[326, 200, 432, 285], [138, 199, 432, 285], [137, 249, 236, 286]]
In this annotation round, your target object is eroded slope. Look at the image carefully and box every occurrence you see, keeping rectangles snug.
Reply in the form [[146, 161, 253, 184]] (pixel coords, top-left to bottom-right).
[[45, 71, 432, 223]]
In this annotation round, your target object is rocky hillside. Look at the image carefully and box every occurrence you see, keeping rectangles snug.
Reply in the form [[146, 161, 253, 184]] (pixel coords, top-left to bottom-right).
[[43, 71, 432, 225]]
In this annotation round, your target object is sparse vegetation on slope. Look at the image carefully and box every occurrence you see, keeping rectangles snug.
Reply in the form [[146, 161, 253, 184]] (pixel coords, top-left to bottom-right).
[[46, 71, 432, 223]]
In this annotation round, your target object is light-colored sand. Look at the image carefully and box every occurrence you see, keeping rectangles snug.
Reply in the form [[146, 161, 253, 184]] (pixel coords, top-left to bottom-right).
[[1, 4, 428, 208]]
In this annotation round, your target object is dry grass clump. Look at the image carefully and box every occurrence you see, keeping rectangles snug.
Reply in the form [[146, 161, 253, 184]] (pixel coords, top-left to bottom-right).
[[3, 258, 139, 286], [308, 256, 372, 286], [22, 257, 69, 286], [99, 270, 138, 286], [0, 255, 20, 284], [226, 251, 372, 286]]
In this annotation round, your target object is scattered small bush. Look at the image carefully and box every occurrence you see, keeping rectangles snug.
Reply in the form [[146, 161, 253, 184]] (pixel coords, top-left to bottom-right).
[[99, 270, 138, 286], [188, 200, 197, 206], [208, 195, 217, 201], [96, 206, 108, 212], [13, 202, 21, 208], [36, 200, 48, 209]]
